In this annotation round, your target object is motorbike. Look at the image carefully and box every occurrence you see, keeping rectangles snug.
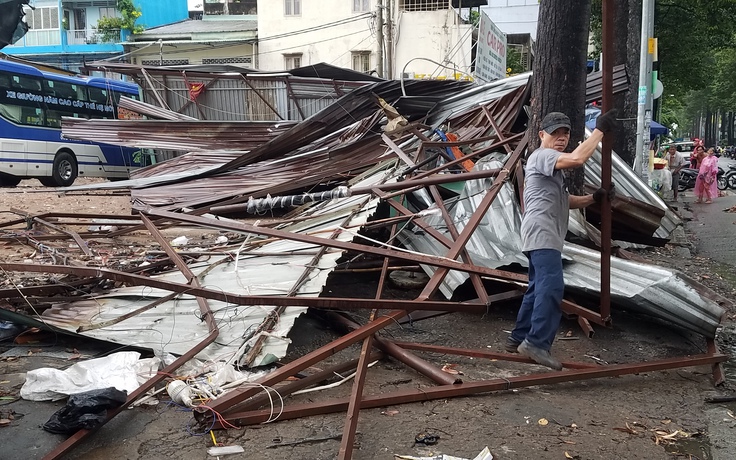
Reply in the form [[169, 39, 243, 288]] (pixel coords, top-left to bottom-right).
[[678, 166, 727, 191], [725, 163, 736, 189]]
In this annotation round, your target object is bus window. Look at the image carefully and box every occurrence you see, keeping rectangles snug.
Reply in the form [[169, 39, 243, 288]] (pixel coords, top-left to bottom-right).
[[46, 110, 88, 128], [88, 87, 109, 104], [11, 74, 42, 92], [44, 80, 88, 101], [0, 72, 11, 88]]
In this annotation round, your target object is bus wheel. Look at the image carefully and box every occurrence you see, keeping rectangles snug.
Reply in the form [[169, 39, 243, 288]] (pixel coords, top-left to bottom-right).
[[51, 151, 78, 187]]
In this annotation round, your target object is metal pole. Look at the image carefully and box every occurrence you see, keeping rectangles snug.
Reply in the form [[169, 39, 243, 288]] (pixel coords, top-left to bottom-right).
[[377, 0, 384, 78], [386, 0, 393, 79], [599, 0, 614, 323], [634, 0, 654, 183]]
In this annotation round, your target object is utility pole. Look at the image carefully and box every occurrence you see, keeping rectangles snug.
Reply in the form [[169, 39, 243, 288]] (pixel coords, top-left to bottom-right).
[[386, 0, 393, 79], [634, 0, 655, 184], [377, 0, 384, 78]]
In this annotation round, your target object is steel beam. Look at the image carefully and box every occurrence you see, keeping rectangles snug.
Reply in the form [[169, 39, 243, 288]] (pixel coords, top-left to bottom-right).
[[218, 353, 728, 427]]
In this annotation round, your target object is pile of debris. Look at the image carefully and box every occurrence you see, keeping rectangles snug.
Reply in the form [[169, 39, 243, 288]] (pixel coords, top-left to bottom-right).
[[0, 69, 730, 459]]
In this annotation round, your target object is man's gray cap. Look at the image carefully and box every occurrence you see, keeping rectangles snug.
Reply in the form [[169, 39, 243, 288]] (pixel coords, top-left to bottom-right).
[[541, 112, 571, 134]]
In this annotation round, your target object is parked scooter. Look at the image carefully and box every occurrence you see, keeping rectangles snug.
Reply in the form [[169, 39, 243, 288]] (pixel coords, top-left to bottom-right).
[[679, 166, 727, 191], [725, 164, 736, 189]]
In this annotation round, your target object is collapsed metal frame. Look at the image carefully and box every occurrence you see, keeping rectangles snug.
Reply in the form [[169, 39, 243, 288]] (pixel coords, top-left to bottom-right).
[[0, 17, 728, 456], [0, 106, 727, 460]]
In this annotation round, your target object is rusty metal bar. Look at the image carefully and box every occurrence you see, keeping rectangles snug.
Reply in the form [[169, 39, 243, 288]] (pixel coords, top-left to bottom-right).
[[577, 316, 595, 338], [209, 309, 410, 415], [0, 263, 503, 313], [29, 217, 93, 256], [76, 292, 180, 332], [218, 352, 727, 427], [391, 342, 597, 370], [416, 134, 529, 300], [284, 77, 306, 120], [409, 133, 524, 181], [378, 135, 490, 305], [426, 184, 490, 306], [140, 208, 530, 284], [353, 166, 502, 195], [338, 317, 376, 460], [141, 68, 169, 110], [242, 203, 370, 366], [43, 217, 219, 460], [561, 299, 611, 328], [338, 221, 399, 459], [707, 338, 726, 386], [241, 75, 285, 120], [327, 312, 461, 386], [236, 352, 383, 413], [599, 0, 614, 323]]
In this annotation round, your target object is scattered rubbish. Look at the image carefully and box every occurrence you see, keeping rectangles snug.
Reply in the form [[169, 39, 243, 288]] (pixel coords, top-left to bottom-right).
[[170, 236, 189, 247], [0, 409, 21, 427], [166, 380, 194, 408], [215, 235, 229, 244], [266, 433, 343, 448], [414, 432, 440, 446], [382, 410, 400, 416], [0, 321, 24, 341], [207, 445, 245, 456], [20, 352, 158, 401], [440, 364, 463, 375], [42, 387, 128, 434], [394, 446, 494, 460], [704, 395, 736, 403], [652, 429, 690, 446], [538, 418, 549, 426]]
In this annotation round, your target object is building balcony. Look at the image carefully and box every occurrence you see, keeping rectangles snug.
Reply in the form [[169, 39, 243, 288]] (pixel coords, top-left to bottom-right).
[[66, 29, 123, 45], [10, 29, 62, 47]]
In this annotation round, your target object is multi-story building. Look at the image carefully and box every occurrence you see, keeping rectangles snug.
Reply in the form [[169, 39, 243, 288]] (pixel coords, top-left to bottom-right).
[[124, 0, 256, 67], [256, 0, 485, 79], [2, 0, 188, 71]]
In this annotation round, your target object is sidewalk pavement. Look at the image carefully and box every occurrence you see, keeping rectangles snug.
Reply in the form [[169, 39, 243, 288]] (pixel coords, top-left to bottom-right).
[[672, 189, 736, 267]]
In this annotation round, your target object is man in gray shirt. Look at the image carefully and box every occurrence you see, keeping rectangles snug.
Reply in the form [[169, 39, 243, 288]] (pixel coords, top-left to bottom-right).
[[507, 110, 618, 370]]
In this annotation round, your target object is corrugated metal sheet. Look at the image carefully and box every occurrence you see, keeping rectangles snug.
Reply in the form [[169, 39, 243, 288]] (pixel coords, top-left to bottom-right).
[[397, 158, 723, 337], [61, 118, 296, 151], [37, 166, 394, 365]]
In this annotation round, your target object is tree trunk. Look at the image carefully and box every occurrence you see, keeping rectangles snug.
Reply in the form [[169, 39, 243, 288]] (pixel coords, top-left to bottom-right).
[[528, 0, 593, 194], [612, 0, 641, 167]]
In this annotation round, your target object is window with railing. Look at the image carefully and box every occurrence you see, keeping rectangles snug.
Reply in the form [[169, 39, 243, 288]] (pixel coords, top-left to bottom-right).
[[352, 51, 371, 73], [202, 57, 253, 64], [12, 6, 61, 47], [204, 0, 257, 15], [284, 0, 301, 16], [284, 54, 302, 70], [141, 59, 191, 66], [399, 0, 450, 11], [353, 0, 370, 13]]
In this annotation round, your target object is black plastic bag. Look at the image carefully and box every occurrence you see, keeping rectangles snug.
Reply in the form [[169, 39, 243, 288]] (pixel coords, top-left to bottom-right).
[[43, 387, 128, 434]]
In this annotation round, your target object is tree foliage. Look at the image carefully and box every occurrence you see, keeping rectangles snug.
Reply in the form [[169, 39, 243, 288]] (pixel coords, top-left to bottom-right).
[[592, 0, 736, 143], [96, 0, 144, 41]]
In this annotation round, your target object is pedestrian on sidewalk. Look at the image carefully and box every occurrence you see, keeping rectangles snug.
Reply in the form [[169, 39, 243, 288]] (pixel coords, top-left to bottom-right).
[[665, 144, 686, 201], [505, 110, 618, 370], [695, 146, 719, 204], [691, 144, 706, 169]]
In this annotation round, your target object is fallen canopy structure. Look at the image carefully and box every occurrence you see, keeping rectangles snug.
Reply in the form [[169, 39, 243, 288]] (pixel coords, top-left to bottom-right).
[[0, 67, 729, 460]]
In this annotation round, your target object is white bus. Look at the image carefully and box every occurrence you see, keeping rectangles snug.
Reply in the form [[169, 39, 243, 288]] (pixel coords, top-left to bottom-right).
[[0, 59, 146, 187]]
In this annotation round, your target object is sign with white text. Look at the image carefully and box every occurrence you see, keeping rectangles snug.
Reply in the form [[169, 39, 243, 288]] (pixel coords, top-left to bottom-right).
[[475, 10, 507, 84]]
